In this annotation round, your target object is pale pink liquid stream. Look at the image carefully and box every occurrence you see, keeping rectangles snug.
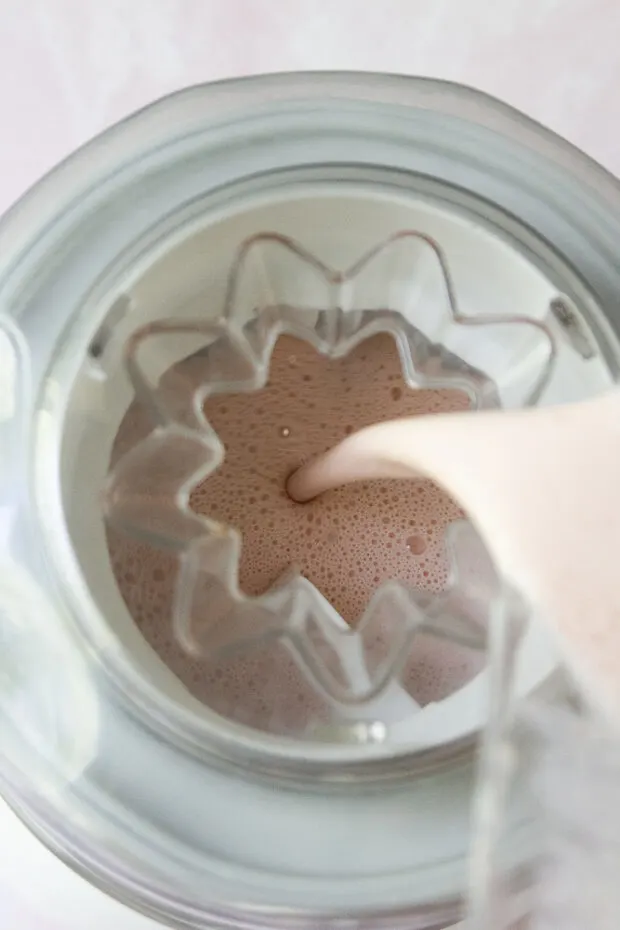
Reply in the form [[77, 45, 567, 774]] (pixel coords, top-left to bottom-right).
[[108, 334, 484, 734]]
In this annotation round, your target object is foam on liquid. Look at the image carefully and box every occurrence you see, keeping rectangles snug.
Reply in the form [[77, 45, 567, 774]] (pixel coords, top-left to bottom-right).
[[108, 333, 485, 734]]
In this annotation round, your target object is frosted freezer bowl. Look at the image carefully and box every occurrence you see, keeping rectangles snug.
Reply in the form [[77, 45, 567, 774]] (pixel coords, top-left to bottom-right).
[[2, 75, 620, 930]]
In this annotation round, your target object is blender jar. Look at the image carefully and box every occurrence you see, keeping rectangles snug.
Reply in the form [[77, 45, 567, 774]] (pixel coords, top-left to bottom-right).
[[1, 73, 620, 930]]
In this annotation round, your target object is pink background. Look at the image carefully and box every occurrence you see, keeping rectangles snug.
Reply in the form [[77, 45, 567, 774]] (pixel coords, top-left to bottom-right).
[[2, 0, 620, 927]]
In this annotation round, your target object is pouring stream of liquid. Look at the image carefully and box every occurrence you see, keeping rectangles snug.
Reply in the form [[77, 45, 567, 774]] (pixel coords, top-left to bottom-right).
[[288, 388, 620, 720]]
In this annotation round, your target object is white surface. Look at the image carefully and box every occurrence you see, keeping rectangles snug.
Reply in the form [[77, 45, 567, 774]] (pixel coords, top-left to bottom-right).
[[4, 0, 620, 221]]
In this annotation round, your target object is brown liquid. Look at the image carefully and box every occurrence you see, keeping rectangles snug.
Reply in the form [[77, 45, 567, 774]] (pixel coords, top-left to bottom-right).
[[194, 335, 468, 620], [108, 333, 484, 733]]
